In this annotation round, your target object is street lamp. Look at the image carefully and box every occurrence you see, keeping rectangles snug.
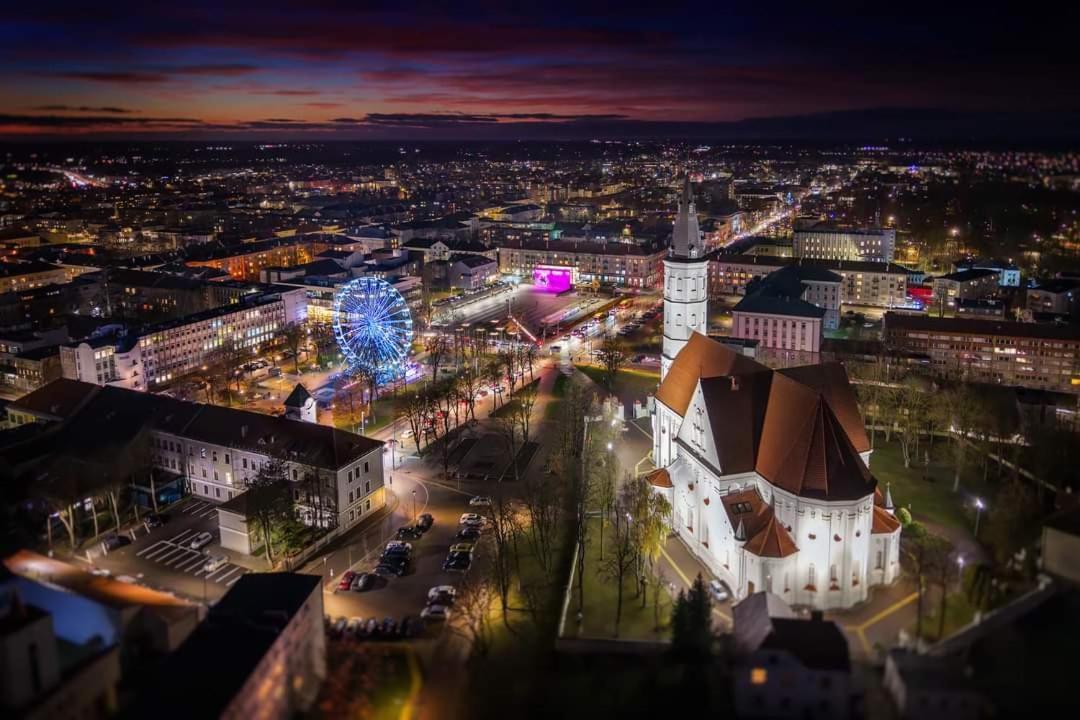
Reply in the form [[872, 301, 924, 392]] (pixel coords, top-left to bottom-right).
[[411, 489, 417, 525], [956, 554, 965, 591], [973, 498, 984, 538]]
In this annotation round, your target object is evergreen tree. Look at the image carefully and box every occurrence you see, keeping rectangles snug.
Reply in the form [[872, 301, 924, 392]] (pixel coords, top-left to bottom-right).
[[671, 573, 713, 660]]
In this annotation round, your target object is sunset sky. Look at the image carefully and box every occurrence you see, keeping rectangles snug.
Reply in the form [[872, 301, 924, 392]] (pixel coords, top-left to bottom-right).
[[1, 1, 1076, 139]]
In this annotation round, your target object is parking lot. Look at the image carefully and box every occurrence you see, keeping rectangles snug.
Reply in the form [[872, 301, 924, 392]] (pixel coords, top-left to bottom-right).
[[92, 495, 262, 603], [135, 527, 248, 588], [321, 465, 487, 639]]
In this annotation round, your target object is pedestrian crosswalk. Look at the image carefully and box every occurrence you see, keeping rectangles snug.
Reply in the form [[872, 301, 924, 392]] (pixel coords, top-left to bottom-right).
[[136, 528, 247, 586]]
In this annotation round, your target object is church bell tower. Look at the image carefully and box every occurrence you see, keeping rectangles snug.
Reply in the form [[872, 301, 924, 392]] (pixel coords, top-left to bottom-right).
[[661, 177, 709, 380]]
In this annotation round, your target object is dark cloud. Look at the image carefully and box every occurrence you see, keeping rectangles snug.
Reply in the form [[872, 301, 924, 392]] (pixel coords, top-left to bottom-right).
[[48, 64, 258, 84], [32, 105, 135, 113], [0, 113, 205, 128], [360, 112, 628, 128]]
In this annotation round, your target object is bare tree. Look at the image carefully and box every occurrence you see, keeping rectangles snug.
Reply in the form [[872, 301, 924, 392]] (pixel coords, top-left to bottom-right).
[[600, 506, 637, 638], [246, 458, 292, 565], [281, 322, 306, 374], [511, 380, 539, 444], [452, 572, 497, 658], [597, 334, 626, 390], [425, 334, 450, 381]]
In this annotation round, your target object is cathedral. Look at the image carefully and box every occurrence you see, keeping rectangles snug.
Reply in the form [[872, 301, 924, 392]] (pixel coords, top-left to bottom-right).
[[649, 180, 901, 611]]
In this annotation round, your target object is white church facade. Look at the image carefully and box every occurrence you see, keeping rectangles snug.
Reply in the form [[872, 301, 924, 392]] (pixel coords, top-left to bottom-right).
[[649, 180, 901, 611]]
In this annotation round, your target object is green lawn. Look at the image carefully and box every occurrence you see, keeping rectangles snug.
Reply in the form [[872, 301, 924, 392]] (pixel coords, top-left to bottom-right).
[[869, 438, 990, 532], [569, 517, 672, 641], [576, 364, 659, 405]]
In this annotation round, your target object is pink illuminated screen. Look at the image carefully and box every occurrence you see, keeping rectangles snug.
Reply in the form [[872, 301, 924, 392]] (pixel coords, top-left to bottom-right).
[[533, 266, 572, 292]]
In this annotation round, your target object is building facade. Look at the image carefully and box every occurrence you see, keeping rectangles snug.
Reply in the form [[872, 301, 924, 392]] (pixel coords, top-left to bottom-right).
[[883, 313, 1080, 394], [794, 225, 897, 263], [497, 239, 665, 289], [711, 256, 908, 308], [61, 288, 306, 390]]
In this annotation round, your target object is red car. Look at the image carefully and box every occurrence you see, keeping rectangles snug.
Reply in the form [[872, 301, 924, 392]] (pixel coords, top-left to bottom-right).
[[337, 571, 356, 592]]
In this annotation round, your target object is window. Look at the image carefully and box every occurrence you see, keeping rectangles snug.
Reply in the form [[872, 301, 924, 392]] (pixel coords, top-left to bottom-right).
[[224, 454, 230, 465], [365, 499, 371, 511], [243, 458, 248, 469], [215, 487, 221, 498], [364, 461, 369, 473], [806, 564, 816, 590], [365, 480, 371, 493], [750, 668, 767, 685], [348, 491, 354, 503], [876, 550, 884, 569]]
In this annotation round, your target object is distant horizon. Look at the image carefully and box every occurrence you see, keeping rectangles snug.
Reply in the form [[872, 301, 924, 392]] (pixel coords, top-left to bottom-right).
[[3, 2, 1078, 142]]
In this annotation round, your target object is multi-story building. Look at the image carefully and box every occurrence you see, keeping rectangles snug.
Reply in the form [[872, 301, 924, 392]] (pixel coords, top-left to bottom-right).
[[732, 295, 826, 354], [932, 269, 999, 309], [497, 238, 665, 289], [711, 255, 908, 308], [7, 379, 386, 541], [0, 260, 73, 294], [794, 224, 897, 262], [954, 258, 1021, 288], [883, 313, 1080, 394], [184, 236, 361, 282], [130, 573, 325, 720], [60, 287, 306, 390], [1026, 278, 1080, 317]]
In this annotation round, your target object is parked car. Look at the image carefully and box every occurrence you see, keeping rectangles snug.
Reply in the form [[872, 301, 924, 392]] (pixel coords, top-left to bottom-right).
[[338, 570, 357, 591], [364, 617, 379, 636], [417, 513, 434, 531], [380, 617, 397, 635], [102, 534, 131, 552], [144, 513, 170, 529], [456, 526, 481, 541], [420, 604, 450, 621], [428, 585, 457, 604], [346, 617, 365, 637], [189, 532, 213, 550], [385, 541, 413, 554], [331, 617, 348, 637], [352, 572, 375, 591], [449, 543, 474, 555], [708, 579, 731, 603], [396, 526, 421, 540], [375, 559, 407, 577], [204, 554, 229, 573], [459, 513, 485, 526], [469, 496, 492, 507]]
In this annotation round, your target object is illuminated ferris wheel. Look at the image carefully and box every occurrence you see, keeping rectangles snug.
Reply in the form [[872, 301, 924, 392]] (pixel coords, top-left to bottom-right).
[[332, 277, 413, 379]]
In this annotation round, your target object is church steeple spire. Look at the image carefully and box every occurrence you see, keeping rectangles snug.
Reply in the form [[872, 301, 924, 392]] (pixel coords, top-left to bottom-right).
[[671, 177, 702, 259]]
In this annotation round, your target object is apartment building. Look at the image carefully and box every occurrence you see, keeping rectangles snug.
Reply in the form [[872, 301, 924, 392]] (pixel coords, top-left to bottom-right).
[[60, 287, 306, 389], [7, 379, 386, 543], [497, 238, 665, 288], [1026, 278, 1080, 317], [0, 260, 73, 294], [794, 224, 897, 262], [711, 255, 909, 308], [883, 313, 1080, 394], [932, 269, 999, 309]]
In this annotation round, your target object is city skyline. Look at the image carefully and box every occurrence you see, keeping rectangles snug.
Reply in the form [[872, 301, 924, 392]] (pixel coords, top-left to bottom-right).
[[2, 2, 1079, 140]]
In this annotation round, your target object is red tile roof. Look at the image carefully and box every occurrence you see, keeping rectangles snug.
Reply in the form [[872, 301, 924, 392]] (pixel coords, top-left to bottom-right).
[[744, 512, 800, 558], [872, 506, 901, 534], [645, 468, 673, 488], [655, 332, 769, 416]]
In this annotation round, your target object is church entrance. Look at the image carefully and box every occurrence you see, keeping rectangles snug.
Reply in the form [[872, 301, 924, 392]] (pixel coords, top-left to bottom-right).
[[747, 581, 755, 595]]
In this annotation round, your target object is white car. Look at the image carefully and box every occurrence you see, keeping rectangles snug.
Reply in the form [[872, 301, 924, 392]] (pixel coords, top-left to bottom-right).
[[427, 585, 457, 602], [420, 604, 450, 621], [469, 496, 492, 507], [385, 541, 413, 553], [189, 532, 214, 550], [708, 579, 730, 602], [204, 554, 229, 573], [459, 513, 485, 526]]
